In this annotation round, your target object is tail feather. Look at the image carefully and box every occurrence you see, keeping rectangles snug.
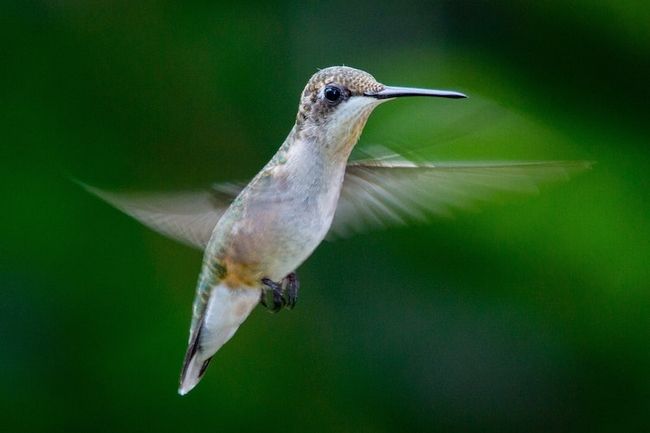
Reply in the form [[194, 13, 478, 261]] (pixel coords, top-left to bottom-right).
[[178, 284, 260, 395], [178, 353, 212, 396], [178, 321, 211, 396]]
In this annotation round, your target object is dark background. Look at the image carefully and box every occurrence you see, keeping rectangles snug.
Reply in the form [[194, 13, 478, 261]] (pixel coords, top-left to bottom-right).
[[2, 1, 649, 432]]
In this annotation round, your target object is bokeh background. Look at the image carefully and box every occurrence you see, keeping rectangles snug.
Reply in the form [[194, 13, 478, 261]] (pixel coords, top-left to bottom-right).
[[2, 1, 649, 432]]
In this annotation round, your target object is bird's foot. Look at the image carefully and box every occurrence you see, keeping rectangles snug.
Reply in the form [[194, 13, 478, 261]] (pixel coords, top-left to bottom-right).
[[283, 272, 299, 309], [260, 278, 283, 312], [260, 272, 299, 312]]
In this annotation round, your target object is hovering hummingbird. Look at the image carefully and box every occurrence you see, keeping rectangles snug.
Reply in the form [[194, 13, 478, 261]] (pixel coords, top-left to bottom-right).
[[82, 66, 590, 395]]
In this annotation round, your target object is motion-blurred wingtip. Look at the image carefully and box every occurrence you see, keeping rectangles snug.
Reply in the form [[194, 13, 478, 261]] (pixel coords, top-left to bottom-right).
[[69, 176, 105, 199]]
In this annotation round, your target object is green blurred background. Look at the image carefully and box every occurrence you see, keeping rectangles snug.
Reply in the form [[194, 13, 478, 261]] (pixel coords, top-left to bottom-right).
[[2, 1, 649, 432]]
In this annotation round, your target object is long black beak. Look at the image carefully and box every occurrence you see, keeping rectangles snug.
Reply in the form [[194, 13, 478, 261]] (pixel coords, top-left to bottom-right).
[[366, 86, 467, 100]]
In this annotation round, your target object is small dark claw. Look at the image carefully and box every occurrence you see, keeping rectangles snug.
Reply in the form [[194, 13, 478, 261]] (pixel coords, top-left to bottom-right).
[[283, 272, 299, 309], [260, 272, 300, 312], [261, 277, 284, 313]]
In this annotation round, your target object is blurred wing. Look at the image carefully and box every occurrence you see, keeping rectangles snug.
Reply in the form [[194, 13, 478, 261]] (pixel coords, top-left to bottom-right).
[[80, 182, 242, 249], [329, 159, 592, 238]]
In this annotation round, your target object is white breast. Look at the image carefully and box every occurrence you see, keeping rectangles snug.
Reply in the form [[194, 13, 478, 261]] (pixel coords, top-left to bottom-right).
[[234, 142, 346, 280]]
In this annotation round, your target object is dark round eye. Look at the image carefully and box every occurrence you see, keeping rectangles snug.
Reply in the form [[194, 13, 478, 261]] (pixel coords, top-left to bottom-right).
[[324, 85, 342, 103]]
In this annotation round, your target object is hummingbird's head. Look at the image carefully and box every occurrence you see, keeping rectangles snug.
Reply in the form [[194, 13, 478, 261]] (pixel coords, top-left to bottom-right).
[[294, 66, 466, 157]]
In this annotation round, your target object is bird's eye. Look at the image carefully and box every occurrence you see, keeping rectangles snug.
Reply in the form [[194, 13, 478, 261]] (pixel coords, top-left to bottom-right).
[[323, 85, 342, 104]]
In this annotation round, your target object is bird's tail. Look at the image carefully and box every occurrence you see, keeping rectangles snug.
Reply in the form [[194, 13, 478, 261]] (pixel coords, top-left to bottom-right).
[[178, 283, 260, 395]]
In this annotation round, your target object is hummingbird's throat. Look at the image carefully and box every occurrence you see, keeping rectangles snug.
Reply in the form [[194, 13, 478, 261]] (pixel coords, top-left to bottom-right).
[[325, 99, 379, 161]]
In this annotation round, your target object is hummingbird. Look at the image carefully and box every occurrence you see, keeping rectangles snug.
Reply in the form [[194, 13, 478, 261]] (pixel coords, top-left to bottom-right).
[[82, 66, 591, 395]]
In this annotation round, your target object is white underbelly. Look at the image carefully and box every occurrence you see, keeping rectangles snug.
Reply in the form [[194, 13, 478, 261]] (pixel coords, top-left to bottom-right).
[[230, 182, 340, 281]]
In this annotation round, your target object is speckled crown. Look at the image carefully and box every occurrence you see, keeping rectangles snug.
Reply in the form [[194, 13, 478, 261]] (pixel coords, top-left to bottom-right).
[[302, 66, 384, 97]]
